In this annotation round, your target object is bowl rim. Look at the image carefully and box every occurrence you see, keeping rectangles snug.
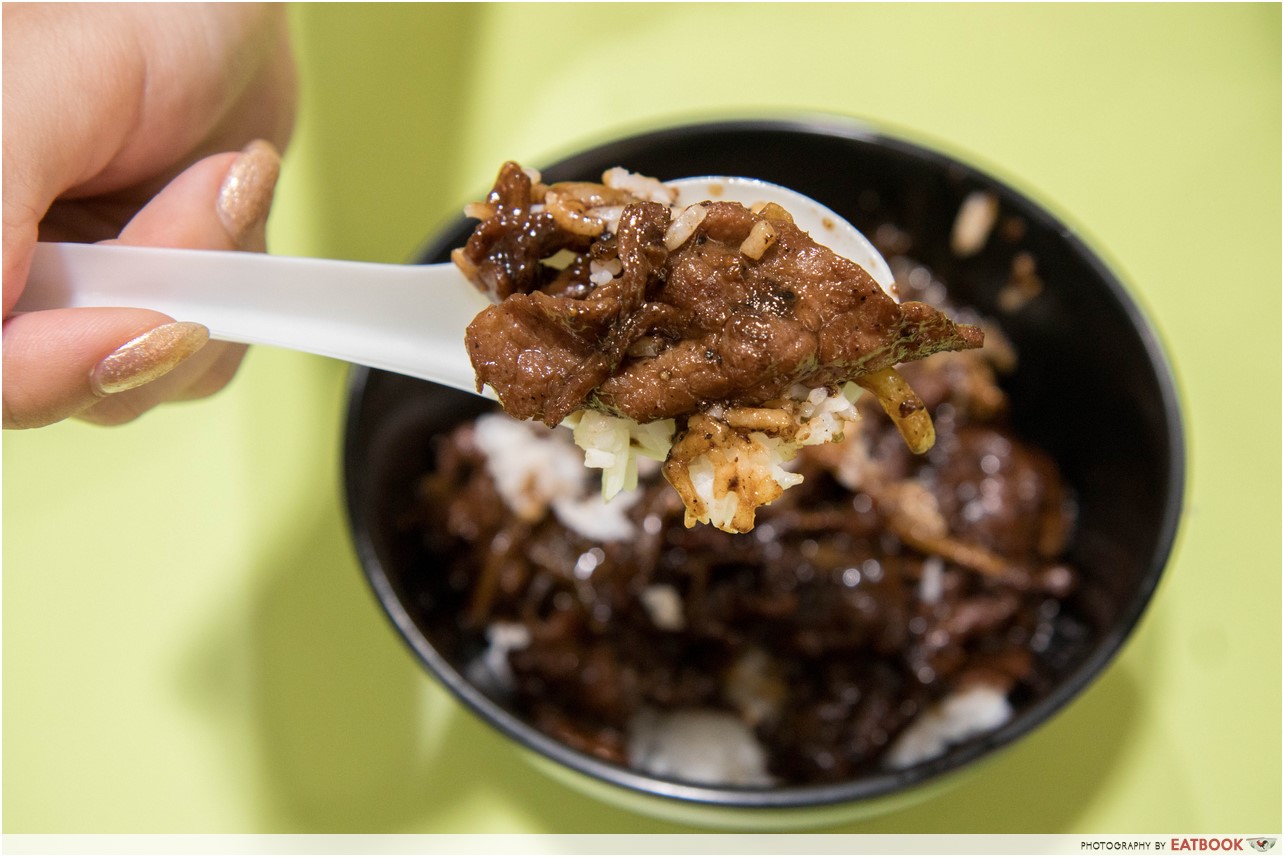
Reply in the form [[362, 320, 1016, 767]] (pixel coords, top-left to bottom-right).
[[342, 114, 1187, 810]]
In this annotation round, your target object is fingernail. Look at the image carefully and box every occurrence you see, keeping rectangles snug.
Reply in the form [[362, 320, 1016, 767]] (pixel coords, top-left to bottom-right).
[[89, 322, 210, 396], [217, 139, 280, 250]]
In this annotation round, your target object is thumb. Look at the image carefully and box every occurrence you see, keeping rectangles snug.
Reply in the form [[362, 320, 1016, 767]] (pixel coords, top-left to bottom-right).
[[3, 142, 279, 429]]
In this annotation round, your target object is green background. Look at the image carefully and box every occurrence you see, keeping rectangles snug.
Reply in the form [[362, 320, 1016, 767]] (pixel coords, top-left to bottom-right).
[[4, 2, 1280, 834]]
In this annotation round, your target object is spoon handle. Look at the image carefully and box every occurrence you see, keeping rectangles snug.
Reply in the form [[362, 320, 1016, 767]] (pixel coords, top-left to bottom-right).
[[18, 242, 490, 394]]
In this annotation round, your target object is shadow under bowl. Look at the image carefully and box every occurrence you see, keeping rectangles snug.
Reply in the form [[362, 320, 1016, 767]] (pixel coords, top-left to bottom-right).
[[342, 117, 1185, 828]]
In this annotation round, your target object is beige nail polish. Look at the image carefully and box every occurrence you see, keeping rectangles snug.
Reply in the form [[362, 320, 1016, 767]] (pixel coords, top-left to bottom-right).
[[89, 322, 210, 397], [217, 139, 281, 249]]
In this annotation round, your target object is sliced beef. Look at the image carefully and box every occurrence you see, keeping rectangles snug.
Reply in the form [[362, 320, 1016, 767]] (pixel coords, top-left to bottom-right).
[[455, 165, 982, 426]]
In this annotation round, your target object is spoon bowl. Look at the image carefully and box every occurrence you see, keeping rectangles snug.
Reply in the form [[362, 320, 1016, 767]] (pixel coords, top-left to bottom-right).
[[17, 176, 894, 395]]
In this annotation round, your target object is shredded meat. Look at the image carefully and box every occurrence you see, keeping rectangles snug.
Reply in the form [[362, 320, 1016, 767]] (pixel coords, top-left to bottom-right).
[[412, 339, 1087, 784]]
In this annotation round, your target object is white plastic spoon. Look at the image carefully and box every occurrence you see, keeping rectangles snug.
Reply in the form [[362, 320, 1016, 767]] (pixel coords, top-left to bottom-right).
[[16, 176, 895, 396]]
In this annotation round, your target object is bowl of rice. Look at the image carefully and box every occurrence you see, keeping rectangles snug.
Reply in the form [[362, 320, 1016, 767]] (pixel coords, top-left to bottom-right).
[[342, 117, 1185, 828]]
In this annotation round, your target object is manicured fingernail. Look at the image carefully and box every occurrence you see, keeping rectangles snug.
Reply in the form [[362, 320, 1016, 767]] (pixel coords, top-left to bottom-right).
[[89, 322, 210, 396], [217, 139, 280, 250]]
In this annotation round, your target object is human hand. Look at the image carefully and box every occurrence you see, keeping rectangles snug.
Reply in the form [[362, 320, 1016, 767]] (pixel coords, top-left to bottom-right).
[[2, 3, 296, 428]]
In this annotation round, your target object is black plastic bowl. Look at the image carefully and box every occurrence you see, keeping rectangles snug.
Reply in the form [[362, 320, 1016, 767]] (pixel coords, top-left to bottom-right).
[[342, 117, 1185, 827]]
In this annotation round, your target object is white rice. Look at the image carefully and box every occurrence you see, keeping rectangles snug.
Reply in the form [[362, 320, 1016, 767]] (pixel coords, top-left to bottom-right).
[[591, 205, 626, 235], [552, 488, 640, 543], [588, 258, 623, 286], [544, 384, 861, 536], [751, 431, 807, 490], [885, 684, 1012, 769], [686, 454, 741, 531], [918, 555, 946, 604], [474, 413, 585, 522], [683, 385, 860, 531], [627, 708, 775, 787], [739, 219, 779, 260], [475, 412, 640, 543], [793, 382, 861, 446], [685, 431, 805, 532], [664, 203, 708, 250], [602, 167, 677, 205], [464, 621, 532, 694], [640, 584, 685, 631], [950, 190, 1000, 258]]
